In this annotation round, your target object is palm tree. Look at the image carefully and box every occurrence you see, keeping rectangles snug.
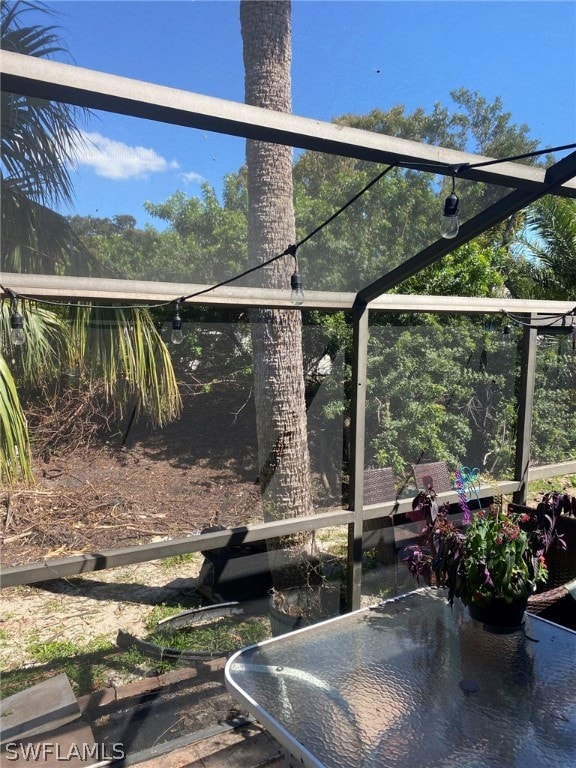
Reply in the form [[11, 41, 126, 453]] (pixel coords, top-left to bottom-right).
[[1, 1, 97, 274], [516, 197, 576, 299], [1, 2, 181, 484], [240, 0, 315, 590]]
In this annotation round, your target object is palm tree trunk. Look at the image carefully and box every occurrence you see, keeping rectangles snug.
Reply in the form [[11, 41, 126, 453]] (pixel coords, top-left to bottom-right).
[[240, 0, 315, 588]]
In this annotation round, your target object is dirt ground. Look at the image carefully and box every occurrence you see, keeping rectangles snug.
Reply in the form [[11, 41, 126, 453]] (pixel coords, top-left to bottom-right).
[[0, 558, 205, 673], [0, 385, 268, 683], [1, 446, 263, 567], [1, 384, 264, 568]]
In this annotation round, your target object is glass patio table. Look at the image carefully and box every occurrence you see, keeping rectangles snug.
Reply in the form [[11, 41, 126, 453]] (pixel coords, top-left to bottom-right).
[[225, 588, 576, 768]]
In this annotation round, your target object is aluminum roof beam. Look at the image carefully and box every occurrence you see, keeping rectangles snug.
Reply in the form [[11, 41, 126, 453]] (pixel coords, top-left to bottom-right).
[[1, 272, 574, 317], [2, 51, 576, 197]]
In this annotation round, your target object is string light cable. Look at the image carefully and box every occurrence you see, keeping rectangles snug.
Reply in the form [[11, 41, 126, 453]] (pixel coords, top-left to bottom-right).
[[2, 140, 575, 340], [1, 164, 397, 322], [402, 141, 576, 175], [500, 306, 576, 351], [501, 307, 576, 331]]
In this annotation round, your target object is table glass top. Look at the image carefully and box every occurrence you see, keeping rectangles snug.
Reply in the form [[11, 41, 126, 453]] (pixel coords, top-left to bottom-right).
[[226, 589, 576, 768]]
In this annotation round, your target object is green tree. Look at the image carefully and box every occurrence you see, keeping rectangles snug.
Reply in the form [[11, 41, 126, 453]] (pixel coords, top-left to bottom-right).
[[143, 182, 248, 283], [292, 92, 539, 294], [398, 240, 508, 298], [366, 319, 517, 479], [68, 213, 176, 281]]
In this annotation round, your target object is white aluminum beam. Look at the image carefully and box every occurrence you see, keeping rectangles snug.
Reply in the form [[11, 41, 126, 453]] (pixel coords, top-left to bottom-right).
[[1, 272, 574, 316], [2, 51, 576, 197]]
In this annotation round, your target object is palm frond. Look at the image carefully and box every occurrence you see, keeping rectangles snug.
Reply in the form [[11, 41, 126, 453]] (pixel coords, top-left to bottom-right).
[[2, 2, 90, 208], [1, 189, 100, 275], [70, 305, 182, 427], [6, 301, 70, 383], [0, 353, 33, 485], [516, 198, 576, 300]]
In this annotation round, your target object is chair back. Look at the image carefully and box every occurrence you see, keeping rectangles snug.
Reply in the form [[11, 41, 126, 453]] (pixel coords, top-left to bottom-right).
[[526, 512, 576, 629], [412, 461, 451, 493], [362, 467, 396, 558], [363, 467, 396, 506]]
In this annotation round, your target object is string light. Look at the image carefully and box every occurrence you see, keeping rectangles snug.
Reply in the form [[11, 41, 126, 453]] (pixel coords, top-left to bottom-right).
[[290, 267, 305, 306], [441, 175, 460, 239], [290, 273, 304, 305], [10, 307, 25, 346], [171, 302, 184, 345], [2, 287, 26, 346], [2, 141, 574, 322]]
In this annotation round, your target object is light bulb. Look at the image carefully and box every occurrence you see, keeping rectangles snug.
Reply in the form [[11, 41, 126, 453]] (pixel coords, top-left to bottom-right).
[[441, 191, 460, 239], [10, 311, 25, 346], [502, 324, 516, 345], [171, 313, 184, 344], [290, 272, 305, 305]]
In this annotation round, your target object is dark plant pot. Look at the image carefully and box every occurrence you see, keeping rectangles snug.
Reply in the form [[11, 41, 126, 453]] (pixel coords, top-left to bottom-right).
[[468, 596, 528, 632]]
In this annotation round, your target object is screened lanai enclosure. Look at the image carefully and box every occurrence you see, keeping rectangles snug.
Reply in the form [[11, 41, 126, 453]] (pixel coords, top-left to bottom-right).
[[1, 44, 575, 617]]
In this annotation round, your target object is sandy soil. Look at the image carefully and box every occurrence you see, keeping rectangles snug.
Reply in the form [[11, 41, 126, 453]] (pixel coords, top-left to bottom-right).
[[0, 557, 204, 675]]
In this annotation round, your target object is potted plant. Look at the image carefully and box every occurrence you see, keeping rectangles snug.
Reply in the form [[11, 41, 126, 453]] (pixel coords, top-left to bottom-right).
[[402, 485, 567, 629]]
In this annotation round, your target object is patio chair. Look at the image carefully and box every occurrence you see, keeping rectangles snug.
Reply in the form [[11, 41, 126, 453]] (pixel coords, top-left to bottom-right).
[[524, 512, 576, 630], [363, 466, 396, 506], [362, 467, 396, 559], [412, 461, 452, 493]]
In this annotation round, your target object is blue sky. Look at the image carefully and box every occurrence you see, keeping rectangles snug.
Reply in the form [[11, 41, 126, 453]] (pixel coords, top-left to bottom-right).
[[31, 1, 576, 228]]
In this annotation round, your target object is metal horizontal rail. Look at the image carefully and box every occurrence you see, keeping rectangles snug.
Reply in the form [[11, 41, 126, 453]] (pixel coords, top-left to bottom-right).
[[361, 482, 520, 522], [1, 273, 575, 317], [0, 509, 352, 588], [2, 468, 572, 589], [527, 460, 576, 482], [0, 479, 539, 589], [2, 51, 576, 197]]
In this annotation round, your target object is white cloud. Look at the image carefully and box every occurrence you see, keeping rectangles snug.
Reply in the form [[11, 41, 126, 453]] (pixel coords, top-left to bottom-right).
[[71, 131, 180, 180], [180, 170, 206, 186]]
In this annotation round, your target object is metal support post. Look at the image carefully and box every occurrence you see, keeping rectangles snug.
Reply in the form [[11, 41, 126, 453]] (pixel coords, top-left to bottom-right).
[[513, 317, 538, 504], [346, 300, 369, 611]]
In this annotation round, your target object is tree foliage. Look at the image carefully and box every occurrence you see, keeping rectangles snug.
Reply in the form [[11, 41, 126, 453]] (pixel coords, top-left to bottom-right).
[[511, 197, 576, 299], [366, 318, 518, 479], [4, 0, 572, 489], [0, 2, 181, 483], [1, 1, 98, 275], [65, 89, 575, 485]]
